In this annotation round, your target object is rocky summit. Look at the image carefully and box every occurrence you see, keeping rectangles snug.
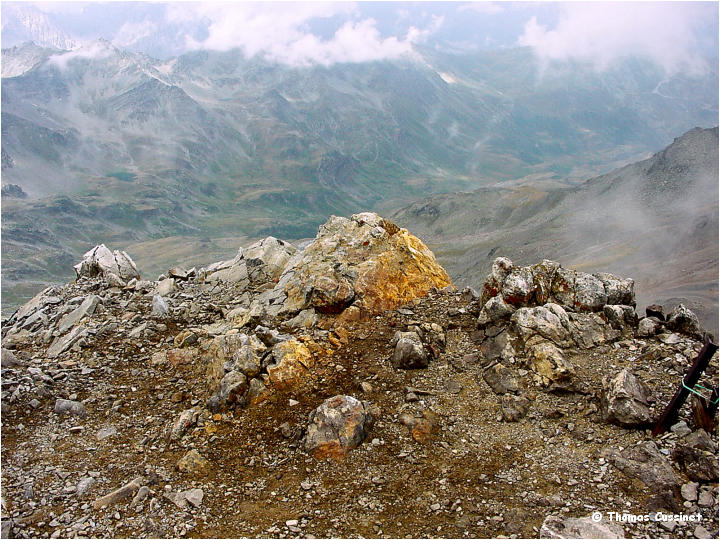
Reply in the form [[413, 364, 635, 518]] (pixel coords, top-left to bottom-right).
[[1, 213, 718, 539]]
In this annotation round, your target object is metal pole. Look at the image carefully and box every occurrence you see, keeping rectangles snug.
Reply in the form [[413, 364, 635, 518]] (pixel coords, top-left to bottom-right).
[[652, 334, 718, 436]]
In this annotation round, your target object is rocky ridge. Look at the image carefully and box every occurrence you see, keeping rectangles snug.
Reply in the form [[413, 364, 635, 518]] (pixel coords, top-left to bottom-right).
[[1, 213, 718, 539]]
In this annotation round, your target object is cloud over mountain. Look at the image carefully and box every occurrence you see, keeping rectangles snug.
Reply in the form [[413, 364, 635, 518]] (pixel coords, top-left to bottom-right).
[[518, 2, 717, 75]]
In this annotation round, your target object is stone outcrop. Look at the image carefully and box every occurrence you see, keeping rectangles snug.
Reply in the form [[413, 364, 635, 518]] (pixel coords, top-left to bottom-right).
[[304, 395, 372, 459], [480, 258, 634, 312], [74, 244, 140, 286], [473, 257, 648, 387], [250, 212, 452, 320]]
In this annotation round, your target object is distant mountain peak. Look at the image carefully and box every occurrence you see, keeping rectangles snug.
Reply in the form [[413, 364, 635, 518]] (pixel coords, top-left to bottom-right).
[[1, 3, 78, 51]]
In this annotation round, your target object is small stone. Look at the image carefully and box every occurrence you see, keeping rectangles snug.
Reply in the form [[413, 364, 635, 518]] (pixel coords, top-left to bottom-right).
[[671, 421, 692, 438], [694, 525, 711, 539], [697, 490, 714, 507], [286, 520, 299, 527], [681, 482, 699, 502], [152, 295, 170, 318], [96, 426, 117, 441], [176, 449, 211, 476], [130, 485, 150, 508], [183, 488, 204, 508], [54, 398, 87, 419]]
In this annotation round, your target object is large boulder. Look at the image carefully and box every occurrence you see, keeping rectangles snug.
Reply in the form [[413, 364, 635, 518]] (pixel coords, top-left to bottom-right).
[[251, 213, 452, 319], [601, 369, 651, 427], [243, 236, 297, 283], [304, 395, 372, 459], [605, 441, 679, 492], [665, 304, 702, 337], [511, 303, 573, 349], [73, 244, 140, 285]]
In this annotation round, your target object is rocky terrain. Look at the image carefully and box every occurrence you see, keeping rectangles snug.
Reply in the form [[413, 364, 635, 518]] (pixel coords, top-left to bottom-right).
[[1, 213, 718, 539]]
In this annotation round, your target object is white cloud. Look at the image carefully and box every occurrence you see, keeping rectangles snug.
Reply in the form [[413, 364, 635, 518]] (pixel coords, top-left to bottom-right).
[[169, 2, 426, 66], [113, 20, 158, 48], [459, 3, 504, 16], [518, 2, 715, 75], [46, 39, 115, 69]]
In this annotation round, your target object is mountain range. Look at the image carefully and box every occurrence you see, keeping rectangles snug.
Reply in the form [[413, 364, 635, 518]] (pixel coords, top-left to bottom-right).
[[1, 41, 718, 318], [392, 126, 719, 334]]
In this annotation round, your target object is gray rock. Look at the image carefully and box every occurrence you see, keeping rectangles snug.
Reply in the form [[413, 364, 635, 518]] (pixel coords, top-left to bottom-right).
[[218, 371, 248, 405], [511, 304, 573, 349], [130, 485, 150, 508], [151, 295, 170, 318], [47, 326, 88, 358], [681, 482, 699, 502], [569, 312, 608, 349], [244, 236, 297, 283], [156, 278, 175, 296], [183, 488, 204, 508], [305, 395, 372, 458], [694, 525, 712, 539], [1, 348, 24, 368], [601, 369, 651, 427], [54, 398, 87, 419], [605, 441, 679, 491], [74, 244, 140, 284], [76, 477, 96, 496], [58, 295, 100, 334], [670, 420, 692, 437], [697, 489, 714, 507], [96, 426, 118, 441], [284, 309, 318, 329], [666, 304, 702, 337], [477, 295, 516, 326], [390, 331, 428, 369], [637, 317, 661, 337], [540, 514, 625, 539], [672, 430, 718, 482], [603, 305, 637, 330], [481, 363, 519, 395], [595, 272, 635, 307]]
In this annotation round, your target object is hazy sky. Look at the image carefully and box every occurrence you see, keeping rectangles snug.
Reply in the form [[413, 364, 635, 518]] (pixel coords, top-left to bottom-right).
[[3, 2, 718, 72]]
